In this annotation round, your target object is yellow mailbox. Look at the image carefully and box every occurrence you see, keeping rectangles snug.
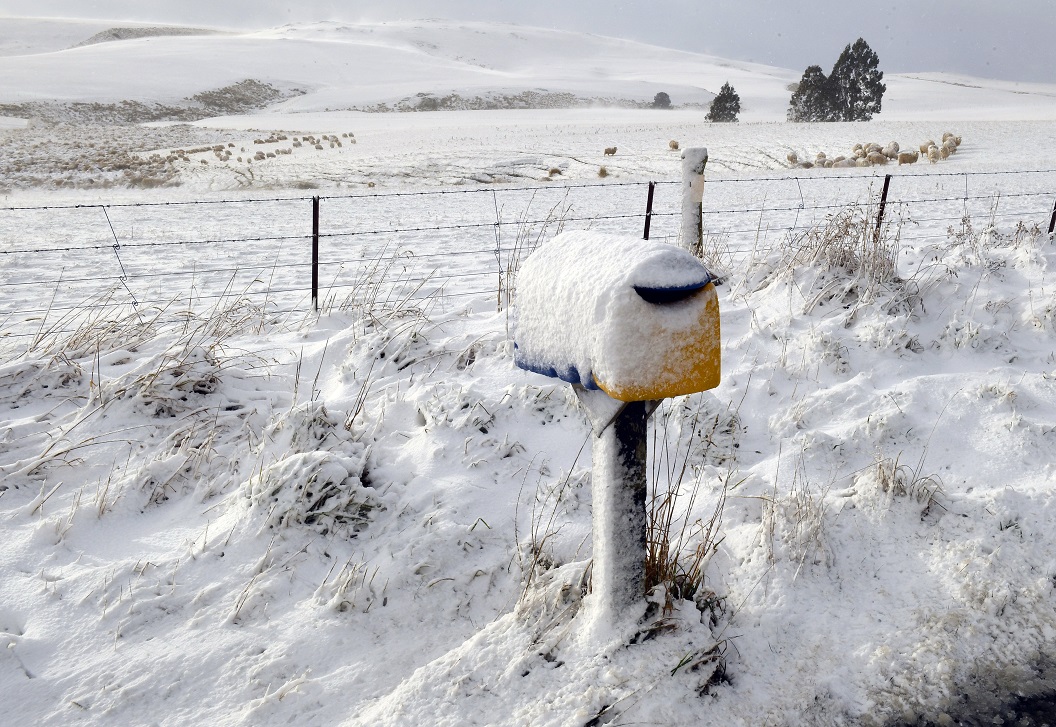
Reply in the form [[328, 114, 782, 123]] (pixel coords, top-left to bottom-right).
[[514, 230, 720, 401]]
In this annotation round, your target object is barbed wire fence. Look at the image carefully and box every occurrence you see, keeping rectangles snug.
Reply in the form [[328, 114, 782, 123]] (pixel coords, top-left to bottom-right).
[[1, 169, 1054, 352]]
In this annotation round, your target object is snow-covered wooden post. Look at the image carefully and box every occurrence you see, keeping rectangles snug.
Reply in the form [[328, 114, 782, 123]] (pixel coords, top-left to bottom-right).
[[513, 231, 721, 630], [680, 147, 708, 258], [576, 392, 647, 625]]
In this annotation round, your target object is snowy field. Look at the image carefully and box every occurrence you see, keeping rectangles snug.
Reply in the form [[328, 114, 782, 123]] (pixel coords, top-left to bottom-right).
[[2, 17, 1056, 727]]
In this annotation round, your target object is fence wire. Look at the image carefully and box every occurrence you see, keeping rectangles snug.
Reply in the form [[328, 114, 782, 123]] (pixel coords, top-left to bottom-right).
[[2, 169, 1054, 351]]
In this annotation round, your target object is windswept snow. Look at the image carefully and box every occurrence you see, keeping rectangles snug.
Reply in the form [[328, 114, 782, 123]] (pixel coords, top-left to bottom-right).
[[3, 17, 1056, 123], [2, 14, 1056, 727]]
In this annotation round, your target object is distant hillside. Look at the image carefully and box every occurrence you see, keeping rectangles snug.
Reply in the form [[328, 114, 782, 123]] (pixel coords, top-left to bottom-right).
[[0, 18, 1054, 123], [72, 26, 224, 48]]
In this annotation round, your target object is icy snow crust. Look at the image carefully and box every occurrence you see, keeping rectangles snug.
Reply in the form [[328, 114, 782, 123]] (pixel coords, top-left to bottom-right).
[[514, 231, 713, 393], [2, 15, 1056, 727]]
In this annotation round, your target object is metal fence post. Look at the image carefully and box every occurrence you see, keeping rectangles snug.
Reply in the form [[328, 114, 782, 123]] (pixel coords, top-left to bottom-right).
[[874, 174, 892, 245], [643, 181, 656, 240], [1048, 198, 1056, 236], [312, 195, 320, 313]]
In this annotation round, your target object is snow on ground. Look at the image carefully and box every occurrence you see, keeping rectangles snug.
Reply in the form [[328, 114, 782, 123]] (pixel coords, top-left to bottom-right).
[[4, 17, 1056, 123], [2, 15, 1056, 727]]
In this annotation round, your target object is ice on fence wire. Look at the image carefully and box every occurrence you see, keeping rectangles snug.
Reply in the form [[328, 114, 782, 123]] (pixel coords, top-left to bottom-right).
[[514, 230, 721, 401]]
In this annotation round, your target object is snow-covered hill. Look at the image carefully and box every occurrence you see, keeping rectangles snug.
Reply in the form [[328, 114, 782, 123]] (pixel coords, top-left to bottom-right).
[[2, 17, 1056, 123]]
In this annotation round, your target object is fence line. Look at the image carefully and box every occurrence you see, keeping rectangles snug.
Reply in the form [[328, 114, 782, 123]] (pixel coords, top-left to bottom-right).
[[2, 169, 1054, 350], [4, 167, 1056, 213]]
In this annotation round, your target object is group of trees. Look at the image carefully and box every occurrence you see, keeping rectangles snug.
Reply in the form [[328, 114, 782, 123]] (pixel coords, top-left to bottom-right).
[[652, 83, 741, 122], [787, 38, 886, 121], [649, 37, 884, 124]]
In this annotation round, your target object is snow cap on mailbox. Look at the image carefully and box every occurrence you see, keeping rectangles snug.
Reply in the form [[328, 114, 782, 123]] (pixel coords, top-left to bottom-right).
[[514, 230, 720, 401]]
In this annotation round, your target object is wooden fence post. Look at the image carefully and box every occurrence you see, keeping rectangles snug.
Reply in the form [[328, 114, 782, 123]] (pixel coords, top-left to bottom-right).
[[1048, 197, 1056, 236], [680, 148, 708, 258]]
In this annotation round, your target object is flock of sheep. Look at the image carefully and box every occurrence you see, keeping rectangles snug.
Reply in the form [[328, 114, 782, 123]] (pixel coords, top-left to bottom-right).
[[786, 132, 962, 169], [166, 132, 357, 166]]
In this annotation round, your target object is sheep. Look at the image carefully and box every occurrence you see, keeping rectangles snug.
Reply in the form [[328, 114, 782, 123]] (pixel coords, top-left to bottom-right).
[[865, 143, 883, 155], [927, 145, 941, 164], [833, 158, 856, 168], [939, 144, 950, 160], [942, 138, 957, 154], [882, 141, 900, 159], [833, 155, 847, 163], [669, 140, 680, 150], [897, 150, 919, 165], [867, 151, 888, 165], [786, 150, 799, 165], [853, 147, 867, 159], [920, 140, 936, 156], [604, 147, 617, 156], [855, 158, 872, 167]]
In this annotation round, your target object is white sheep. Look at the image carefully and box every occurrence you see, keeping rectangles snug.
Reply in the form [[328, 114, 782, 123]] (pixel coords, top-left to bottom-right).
[[855, 158, 872, 167], [882, 141, 900, 159], [833, 158, 856, 168], [927, 145, 940, 164], [867, 151, 888, 165], [897, 150, 919, 165], [787, 150, 799, 165], [920, 140, 936, 156]]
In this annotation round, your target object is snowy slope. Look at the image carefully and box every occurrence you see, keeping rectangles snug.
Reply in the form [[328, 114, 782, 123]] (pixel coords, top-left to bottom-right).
[[2, 13, 1056, 727], [3, 17, 1056, 123]]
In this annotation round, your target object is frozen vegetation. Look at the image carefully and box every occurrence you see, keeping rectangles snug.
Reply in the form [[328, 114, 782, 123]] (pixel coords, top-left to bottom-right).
[[2, 15, 1056, 727]]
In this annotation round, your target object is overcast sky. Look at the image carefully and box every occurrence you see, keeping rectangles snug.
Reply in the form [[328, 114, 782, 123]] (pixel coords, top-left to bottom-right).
[[2, 0, 1052, 83]]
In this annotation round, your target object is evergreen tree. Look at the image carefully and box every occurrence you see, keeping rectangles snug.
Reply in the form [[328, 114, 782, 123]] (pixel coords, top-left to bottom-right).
[[828, 38, 886, 121], [706, 82, 740, 122], [787, 65, 833, 122], [652, 91, 672, 109]]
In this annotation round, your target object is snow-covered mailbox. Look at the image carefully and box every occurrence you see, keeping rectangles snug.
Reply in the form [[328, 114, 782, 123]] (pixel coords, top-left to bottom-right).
[[514, 229, 720, 627], [514, 230, 720, 401]]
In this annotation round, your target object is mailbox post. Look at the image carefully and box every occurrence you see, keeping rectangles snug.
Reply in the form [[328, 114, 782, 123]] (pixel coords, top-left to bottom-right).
[[515, 230, 720, 627]]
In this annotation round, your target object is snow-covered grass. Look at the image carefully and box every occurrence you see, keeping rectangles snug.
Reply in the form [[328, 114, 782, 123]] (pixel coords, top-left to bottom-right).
[[3, 163, 1056, 724], [3, 15, 1056, 727]]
